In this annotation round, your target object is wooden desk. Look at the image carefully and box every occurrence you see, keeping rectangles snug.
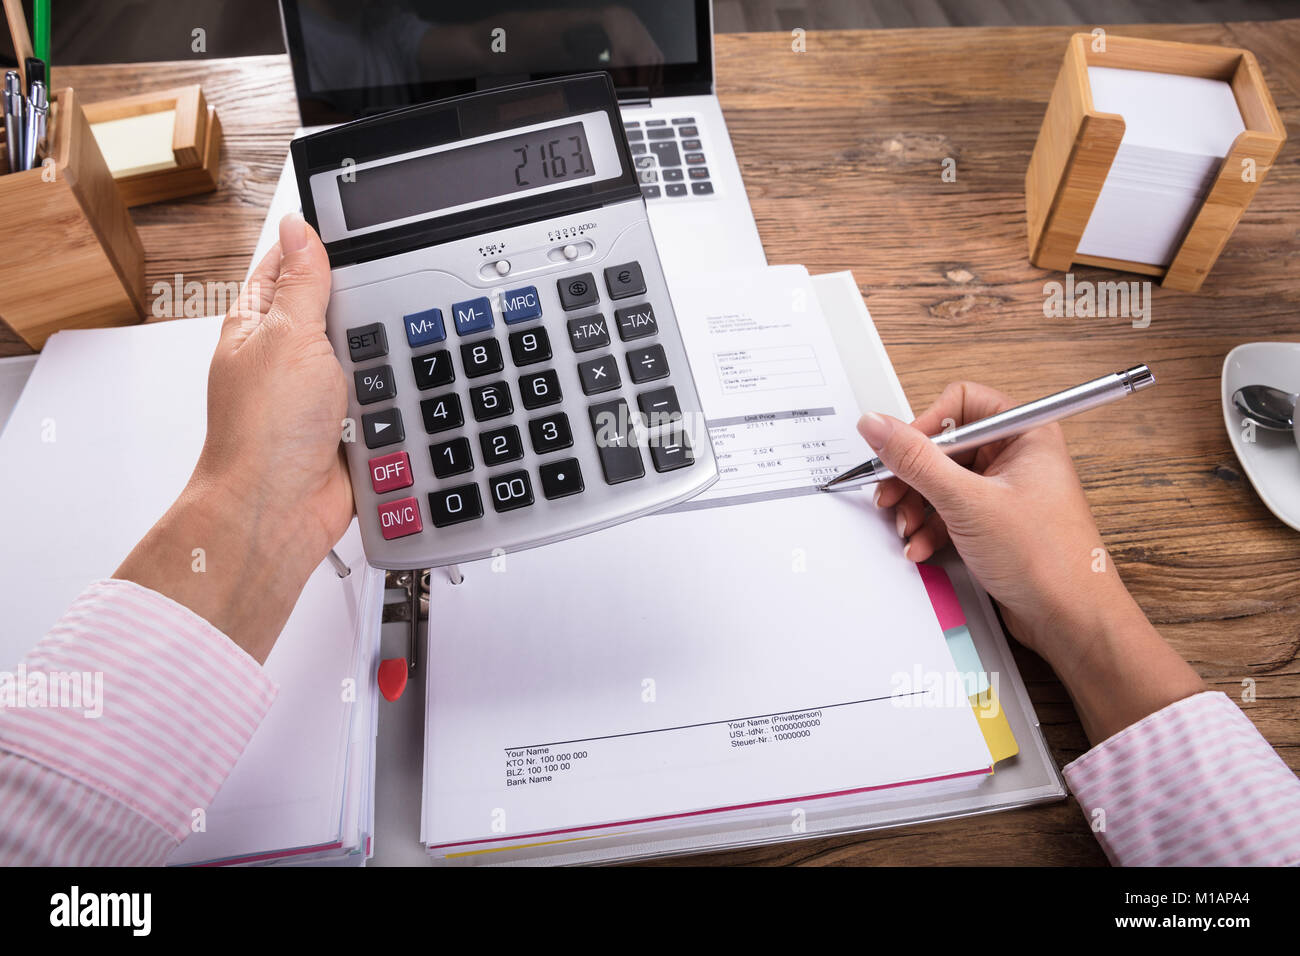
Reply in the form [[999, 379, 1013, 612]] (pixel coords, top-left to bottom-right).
[[21, 21, 1300, 866]]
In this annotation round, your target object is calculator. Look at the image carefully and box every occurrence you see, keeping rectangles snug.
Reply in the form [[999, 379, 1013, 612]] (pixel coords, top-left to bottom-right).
[[292, 74, 717, 570]]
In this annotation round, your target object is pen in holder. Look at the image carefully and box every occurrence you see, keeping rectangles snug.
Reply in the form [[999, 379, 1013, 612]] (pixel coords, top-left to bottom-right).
[[0, 87, 146, 351]]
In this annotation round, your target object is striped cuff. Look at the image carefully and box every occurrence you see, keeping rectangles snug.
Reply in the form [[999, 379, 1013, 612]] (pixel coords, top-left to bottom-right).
[[0, 579, 278, 844], [1064, 691, 1300, 866]]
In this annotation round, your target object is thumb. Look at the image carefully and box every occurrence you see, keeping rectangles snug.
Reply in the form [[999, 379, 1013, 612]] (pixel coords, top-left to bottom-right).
[[857, 412, 980, 515], [266, 213, 332, 333]]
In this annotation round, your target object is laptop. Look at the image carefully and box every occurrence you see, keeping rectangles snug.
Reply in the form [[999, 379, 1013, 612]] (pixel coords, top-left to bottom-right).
[[253, 1, 766, 281]]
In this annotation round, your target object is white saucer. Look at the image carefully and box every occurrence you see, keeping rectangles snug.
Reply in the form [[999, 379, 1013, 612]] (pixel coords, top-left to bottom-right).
[[1221, 342, 1300, 532]]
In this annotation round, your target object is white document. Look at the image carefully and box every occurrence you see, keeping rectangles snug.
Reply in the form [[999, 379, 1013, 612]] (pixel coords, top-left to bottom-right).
[[668, 265, 868, 506], [421, 267, 992, 853], [0, 318, 382, 865]]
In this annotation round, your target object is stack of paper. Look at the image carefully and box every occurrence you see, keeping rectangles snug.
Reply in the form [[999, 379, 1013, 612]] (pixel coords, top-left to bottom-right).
[[0, 318, 384, 866], [419, 267, 1002, 864], [1076, 66, 1246, 266]]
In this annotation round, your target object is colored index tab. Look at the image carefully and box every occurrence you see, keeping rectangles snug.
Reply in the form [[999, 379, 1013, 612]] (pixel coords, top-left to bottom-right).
[[451, 296, 494, 335], [502, 285, 542, 324], [404, 307, 446, 348], [918, 563, 965, 632]]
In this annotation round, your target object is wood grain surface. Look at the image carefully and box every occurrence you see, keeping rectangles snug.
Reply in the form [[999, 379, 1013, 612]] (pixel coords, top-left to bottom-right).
[[14, 21, 1299, 866]]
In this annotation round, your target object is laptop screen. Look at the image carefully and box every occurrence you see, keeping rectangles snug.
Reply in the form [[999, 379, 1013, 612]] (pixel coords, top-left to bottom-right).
[[280, 1, 712, 126]]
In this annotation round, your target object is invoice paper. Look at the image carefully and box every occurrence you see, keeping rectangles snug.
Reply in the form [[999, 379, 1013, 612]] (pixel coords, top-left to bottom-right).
[[421, 267, 992, 852], [670, 266, 867, 506]]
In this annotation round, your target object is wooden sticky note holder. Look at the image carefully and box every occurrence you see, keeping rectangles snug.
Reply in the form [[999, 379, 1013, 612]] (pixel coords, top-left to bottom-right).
[[0, 88, 147, 351], [1025, 34, 1286, 292], [81, 84, 223, 207]]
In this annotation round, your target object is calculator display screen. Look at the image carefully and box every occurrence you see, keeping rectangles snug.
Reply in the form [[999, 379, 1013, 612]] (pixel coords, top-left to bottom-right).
[[338, 121, 594, 231]]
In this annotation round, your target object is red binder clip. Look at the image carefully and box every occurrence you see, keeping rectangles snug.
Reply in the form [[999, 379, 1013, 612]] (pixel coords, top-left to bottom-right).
[[378, 657, 408, 702]]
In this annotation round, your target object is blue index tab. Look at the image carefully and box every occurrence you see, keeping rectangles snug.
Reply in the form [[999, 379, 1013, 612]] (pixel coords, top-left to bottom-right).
[[451, 296, 494, 335], [502, 285, 542, 324], [403, 308, 446, 348]]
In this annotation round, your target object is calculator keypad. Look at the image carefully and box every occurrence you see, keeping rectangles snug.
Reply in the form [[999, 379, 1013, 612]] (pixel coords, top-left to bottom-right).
[[340, 249, 711, 566]]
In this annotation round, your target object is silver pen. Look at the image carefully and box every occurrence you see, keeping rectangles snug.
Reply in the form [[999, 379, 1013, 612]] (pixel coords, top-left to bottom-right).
[[820, 364, 1156, 491], [22, 81, 47, 172], [4, 71, 22, 174]]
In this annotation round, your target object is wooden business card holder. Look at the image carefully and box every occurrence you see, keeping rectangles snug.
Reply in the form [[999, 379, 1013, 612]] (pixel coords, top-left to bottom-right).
[[1025, 33, 1286, 292]]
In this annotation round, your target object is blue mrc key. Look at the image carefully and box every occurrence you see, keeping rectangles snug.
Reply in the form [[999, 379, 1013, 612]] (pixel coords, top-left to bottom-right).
[[451, 296, 494, 335], [501, 285, 542, 324], [403, 307, 445, 348]]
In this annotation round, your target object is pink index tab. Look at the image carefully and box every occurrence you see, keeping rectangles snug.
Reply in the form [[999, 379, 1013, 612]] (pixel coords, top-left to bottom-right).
[[369, 451, 414, 494], [917, 564, 966, 632], [377, 496, 423, 540]]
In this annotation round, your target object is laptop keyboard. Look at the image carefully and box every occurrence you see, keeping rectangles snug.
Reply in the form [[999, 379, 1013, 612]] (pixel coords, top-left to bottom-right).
[[622, 116, 713, 201]]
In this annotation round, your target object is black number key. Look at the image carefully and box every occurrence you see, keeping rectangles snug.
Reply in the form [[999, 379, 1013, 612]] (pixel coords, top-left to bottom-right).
[[488, 470, 535, 513], [520, 369, 562, 409], [461, 338, 503, 378], [479, 425, 523, 467], [627, 344, 669, 383], [430, 436, 473, 478], [354, 365, 396, 405], [420, 392, 464, 433], [469, 381, 513, 421], [578, 354, 621, 394], [428, 483, 483, 528], [539, 458, 584, 500], [528, 411, 574, 454], [411, 349, 454, 390], [587, 399, 644, 484], [508, 326, 551, 366]]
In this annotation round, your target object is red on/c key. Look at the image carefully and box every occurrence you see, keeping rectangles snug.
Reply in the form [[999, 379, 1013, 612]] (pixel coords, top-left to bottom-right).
[[377, 497, 423, 540], [369, 451, 413, 493]]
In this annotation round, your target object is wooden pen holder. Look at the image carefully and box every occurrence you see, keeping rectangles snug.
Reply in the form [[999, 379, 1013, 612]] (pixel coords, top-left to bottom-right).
[[0, 88, 146, 351], [1025, 34, 1286, 292]]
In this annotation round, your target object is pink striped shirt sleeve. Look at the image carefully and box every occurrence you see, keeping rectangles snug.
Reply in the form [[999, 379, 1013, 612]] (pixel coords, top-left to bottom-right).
[[1064, 691, 1300, 866], [0, 579, 277, 866]]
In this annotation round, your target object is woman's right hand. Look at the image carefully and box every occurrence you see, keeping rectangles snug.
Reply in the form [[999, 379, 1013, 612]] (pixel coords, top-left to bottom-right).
[[857, 381, 1203, 743]]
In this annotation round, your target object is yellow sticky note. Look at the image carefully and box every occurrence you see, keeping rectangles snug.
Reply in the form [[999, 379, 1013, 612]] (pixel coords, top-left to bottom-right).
[[90, 110, 179, 178], [970, 687, 1019, 768]]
